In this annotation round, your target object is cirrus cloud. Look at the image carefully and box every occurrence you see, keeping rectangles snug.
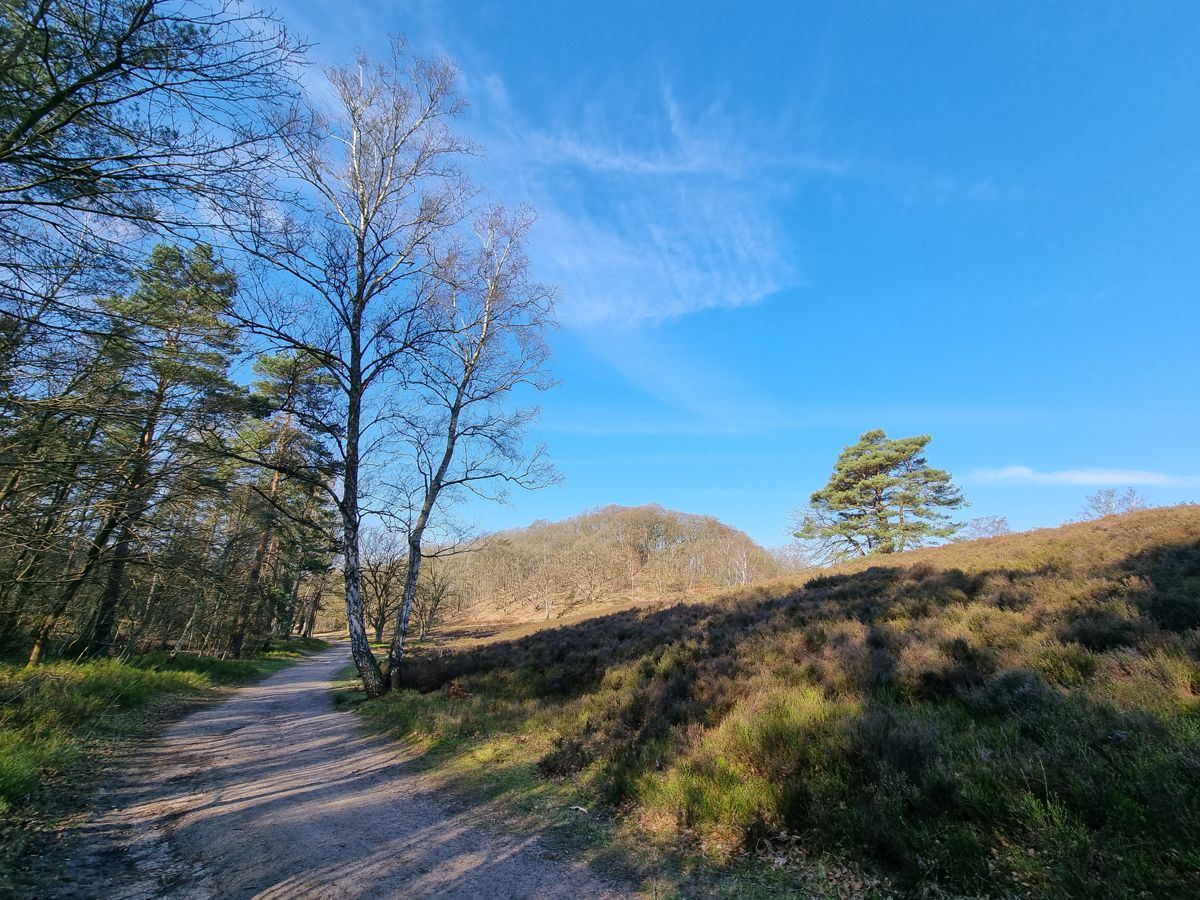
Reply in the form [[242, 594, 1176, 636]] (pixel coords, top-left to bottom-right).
[[970, 465, 1200, 487]]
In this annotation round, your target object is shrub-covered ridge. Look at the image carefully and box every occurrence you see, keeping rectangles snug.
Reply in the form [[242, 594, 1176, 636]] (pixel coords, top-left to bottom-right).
[[363, 507, 1200, 897]]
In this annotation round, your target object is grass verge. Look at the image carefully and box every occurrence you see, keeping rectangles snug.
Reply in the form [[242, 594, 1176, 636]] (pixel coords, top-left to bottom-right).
[[0, 636, 329, 892]]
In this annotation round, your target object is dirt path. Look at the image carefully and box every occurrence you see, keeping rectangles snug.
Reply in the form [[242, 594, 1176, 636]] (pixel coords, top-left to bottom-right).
[[59, 643, 632, 899]]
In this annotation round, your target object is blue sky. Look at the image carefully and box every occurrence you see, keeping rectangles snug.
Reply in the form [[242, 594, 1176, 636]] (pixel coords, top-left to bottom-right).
[[278, 0, 1200, 547]]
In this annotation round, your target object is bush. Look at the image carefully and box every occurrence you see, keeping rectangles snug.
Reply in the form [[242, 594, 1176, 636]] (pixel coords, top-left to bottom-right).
[[538, 736, 591, 776], [1060, 610, 1147, 651]]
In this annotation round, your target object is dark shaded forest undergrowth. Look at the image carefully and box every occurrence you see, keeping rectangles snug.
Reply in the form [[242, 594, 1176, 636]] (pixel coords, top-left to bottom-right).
[[358, 506, 1200, 897]]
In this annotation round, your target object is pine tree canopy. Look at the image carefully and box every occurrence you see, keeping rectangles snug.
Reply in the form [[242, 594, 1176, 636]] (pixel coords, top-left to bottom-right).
[[794, 428, 965, 560]]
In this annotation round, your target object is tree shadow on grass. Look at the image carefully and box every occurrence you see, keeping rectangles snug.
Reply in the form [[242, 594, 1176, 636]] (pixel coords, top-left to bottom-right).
[[390, 532, 1200, 896]]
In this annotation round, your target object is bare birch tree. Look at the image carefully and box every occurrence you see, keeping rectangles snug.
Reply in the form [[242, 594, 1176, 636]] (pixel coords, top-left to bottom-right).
[[232, 42, 471, 695], [361, 527, 406, 643], [384, 206, 555, 688], [1078, 487, 1150, 521]]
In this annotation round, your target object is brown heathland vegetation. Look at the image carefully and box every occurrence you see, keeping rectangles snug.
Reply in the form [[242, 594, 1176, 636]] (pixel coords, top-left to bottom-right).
[[361, 504, 1200, 897], [317, 504, 787, 637], [446, 504, 786, 622]]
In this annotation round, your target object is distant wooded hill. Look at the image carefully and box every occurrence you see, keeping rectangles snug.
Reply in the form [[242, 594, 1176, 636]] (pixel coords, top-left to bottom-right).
[[446, 504, 787, 621]]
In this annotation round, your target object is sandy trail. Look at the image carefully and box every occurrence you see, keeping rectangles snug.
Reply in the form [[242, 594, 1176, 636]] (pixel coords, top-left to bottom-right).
[[60, 642, 631, 899]]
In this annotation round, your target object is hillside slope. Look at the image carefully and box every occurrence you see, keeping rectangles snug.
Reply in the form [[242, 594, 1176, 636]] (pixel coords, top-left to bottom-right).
[[445, 503, 784, 623], [365, 505, 1200, 897]]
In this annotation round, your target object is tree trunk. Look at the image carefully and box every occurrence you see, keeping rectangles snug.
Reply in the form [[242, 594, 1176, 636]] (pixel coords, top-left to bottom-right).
[[342, 375, 385, 695], [231, 526, 271, 658], [343, 510, 384, 694], [88, 515, 137, 656], [385, 385, 467, 690], [232, 420, 293, 656], [276, 578, 299, 639], [302, 590, 318, 638], [386, 533, 424, 690], [87, 385, 163, 657], [27, 505, 122, 666], [1, 418, 104, 638]]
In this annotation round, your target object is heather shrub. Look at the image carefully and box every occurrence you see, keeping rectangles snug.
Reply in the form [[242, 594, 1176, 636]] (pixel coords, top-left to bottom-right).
[[373, 506, 1200, 896], [1060, 606, 1148, 651]]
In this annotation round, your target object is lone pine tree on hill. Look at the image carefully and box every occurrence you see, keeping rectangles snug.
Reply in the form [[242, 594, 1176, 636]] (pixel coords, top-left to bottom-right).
[[794, 429, 965, 560]]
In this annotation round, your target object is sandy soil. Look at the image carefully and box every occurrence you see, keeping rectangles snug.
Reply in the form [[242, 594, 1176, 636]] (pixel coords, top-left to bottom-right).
[[57, 642, 632, 899]]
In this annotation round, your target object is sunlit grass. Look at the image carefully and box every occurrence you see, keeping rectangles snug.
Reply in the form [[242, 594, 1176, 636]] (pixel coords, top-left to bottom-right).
[[0, 638, 328, 889], [356, 506, 1200, 897]]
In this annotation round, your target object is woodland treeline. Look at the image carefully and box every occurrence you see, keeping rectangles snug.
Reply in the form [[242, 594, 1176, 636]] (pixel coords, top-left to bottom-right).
[[1, 244, 337, 664], [0, 0, 555, 694]]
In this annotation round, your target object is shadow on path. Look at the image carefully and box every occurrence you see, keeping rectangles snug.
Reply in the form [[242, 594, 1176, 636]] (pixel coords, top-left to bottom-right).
[[60, 643, 630, 899]]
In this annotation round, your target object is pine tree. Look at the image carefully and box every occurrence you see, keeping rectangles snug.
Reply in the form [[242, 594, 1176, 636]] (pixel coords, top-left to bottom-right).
[[83, 244, 245, 655], [794, 429, 965, 560], [226, 351, 339, 658]]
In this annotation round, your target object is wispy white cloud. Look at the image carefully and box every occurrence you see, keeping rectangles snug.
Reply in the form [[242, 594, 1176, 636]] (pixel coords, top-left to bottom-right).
[[288, 3, 1009, 334], [527, 129, 737, 178], [465, 74, 808, 328], [542, 419, 763, 437], [469, 75, 1006, 328], [527, 190, 791, 328], [375, 13, 1011, 427], [521, 80, 749, 179], [970, 465, 1200, 487], [524, 83, 854, 182]]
